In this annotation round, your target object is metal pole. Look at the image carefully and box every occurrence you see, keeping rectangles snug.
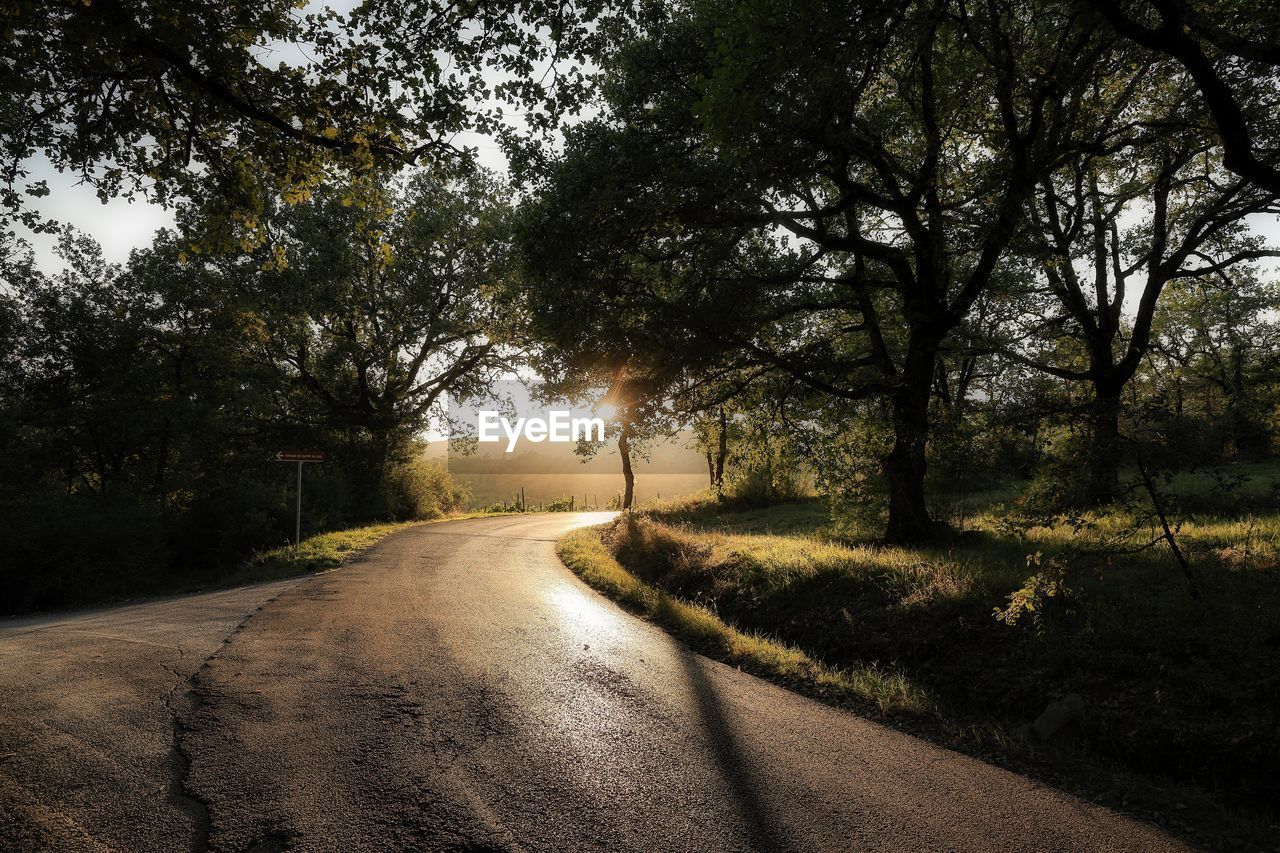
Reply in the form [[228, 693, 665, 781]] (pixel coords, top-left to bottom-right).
[[296, 460, 303, 547]]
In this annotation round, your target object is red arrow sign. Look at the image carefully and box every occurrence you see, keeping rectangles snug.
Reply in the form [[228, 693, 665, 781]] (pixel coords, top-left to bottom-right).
[[274, 450, 325, 462]]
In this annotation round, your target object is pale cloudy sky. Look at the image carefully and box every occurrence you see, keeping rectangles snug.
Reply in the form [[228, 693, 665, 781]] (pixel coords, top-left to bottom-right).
[[16, 156, 177, 273]]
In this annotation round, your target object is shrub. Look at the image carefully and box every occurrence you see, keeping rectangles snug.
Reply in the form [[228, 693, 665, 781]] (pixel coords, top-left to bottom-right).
[[388, 457, 470, 520], [1024, 425, 1094, 510]]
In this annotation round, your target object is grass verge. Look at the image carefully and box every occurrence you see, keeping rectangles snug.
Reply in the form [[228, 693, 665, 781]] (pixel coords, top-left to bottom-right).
[[557, 526, 932, 716], [561, 491, 1280, 849], [224, 521, 421, 585], [222, 511, 498, 587]]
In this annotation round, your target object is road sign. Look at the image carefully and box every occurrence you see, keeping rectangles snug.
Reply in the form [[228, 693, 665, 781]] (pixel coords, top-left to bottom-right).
[[274, 450, 325, 462], [272, 451, 325, 546]]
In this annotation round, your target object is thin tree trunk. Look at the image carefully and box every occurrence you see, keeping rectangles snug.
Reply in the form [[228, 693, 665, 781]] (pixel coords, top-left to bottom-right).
[[714, 405, 728, 493], [619, 425, 635, 510]]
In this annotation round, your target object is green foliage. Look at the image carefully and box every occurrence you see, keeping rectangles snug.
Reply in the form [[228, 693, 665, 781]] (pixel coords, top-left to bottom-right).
[[1148, 273, 1280, 463], [557, 524, 931, 715], [517, 0, 1116, 542], [720, 412, 812, 505], [1024, 426, 1096, 511], [482, 502, 525, 514], [0, 177, 497, 612], [0, 495, 169, 614], [809, 413, 894, 538], [993, 552, 1073, 634], [388, 458, 470, 520], [0, 0, 606, 234], [230, 521, 419, 585]]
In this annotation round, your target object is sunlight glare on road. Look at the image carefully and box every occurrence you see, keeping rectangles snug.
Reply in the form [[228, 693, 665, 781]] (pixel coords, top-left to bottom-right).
[[560, 511, 618, 531], [545, 582, 618, 636]]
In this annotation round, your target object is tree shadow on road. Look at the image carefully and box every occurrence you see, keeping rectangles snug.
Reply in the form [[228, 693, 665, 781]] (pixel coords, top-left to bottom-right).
[[675, 646, 793, 852]]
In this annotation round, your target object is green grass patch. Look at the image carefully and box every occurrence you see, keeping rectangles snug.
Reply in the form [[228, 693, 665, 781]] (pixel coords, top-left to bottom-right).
[[224, 511, 499, 586], [225, 521, 421, 585], [557, 526, 931, 716]]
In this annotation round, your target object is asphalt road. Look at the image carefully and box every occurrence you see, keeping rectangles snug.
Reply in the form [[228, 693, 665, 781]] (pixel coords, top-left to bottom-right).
[[0, 513, 1189, 852]]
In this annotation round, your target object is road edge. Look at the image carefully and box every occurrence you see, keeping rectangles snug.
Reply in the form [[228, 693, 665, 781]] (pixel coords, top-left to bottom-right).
[[555, 522, 1267, 853], [555, 525, 929, 715]]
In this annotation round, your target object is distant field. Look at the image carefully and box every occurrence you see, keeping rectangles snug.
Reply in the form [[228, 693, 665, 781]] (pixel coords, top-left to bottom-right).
[[458, 472, 709, 508]]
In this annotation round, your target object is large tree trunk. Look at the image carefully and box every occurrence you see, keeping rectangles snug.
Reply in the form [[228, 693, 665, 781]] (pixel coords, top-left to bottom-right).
[[619, 425, 635, 510], [1086, 381, 1122, 505], [363, 424, 398, 517], [883, 343, 949, 545]]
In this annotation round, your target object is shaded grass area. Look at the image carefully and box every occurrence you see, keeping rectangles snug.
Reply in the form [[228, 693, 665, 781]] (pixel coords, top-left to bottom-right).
[[567, 473, 1280, 847]]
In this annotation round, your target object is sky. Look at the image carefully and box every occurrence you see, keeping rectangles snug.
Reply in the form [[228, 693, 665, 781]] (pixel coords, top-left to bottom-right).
[[16, 155, 178, 273]]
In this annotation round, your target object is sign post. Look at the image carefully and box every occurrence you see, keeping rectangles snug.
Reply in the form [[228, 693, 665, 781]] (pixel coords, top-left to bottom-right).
[[296, 460, 302, 547], [273, 451, 326, 546]]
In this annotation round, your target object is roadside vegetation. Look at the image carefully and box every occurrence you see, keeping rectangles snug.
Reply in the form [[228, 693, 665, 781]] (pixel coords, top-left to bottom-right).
[[557, 526, 930, 715], [1, 458, 470, 614], [564, 465, 1280, 845], [225, 521, 422, 586], [6, 0, 1280, 838]]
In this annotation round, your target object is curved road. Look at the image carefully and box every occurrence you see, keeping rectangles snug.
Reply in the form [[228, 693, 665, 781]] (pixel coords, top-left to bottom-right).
[[1, 513, 1187, 852]]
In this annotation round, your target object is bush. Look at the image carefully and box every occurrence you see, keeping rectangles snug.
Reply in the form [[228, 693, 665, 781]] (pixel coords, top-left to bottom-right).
[[175, 476, 290, 567], [388, 457, 469, 520], [1024, 425, 1094, 510]]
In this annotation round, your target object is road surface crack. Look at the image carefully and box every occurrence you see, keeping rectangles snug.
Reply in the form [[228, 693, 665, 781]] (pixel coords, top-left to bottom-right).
[[162, 586, 294, 852], [161, 648, 212, 853]]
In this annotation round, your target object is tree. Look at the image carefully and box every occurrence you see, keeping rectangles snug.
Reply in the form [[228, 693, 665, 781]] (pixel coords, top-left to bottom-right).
[[218, 170, 517, 506], [692, 405, 731, 495], [520, 0, 1108, 542], [1150, 270, 1280, 459], [1012, 123, 1279, 502], [1086, 0, 1280, 193], [0, 179, 500, 607], [0, 0, 607, 233], [528, 361, 684, 511]]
